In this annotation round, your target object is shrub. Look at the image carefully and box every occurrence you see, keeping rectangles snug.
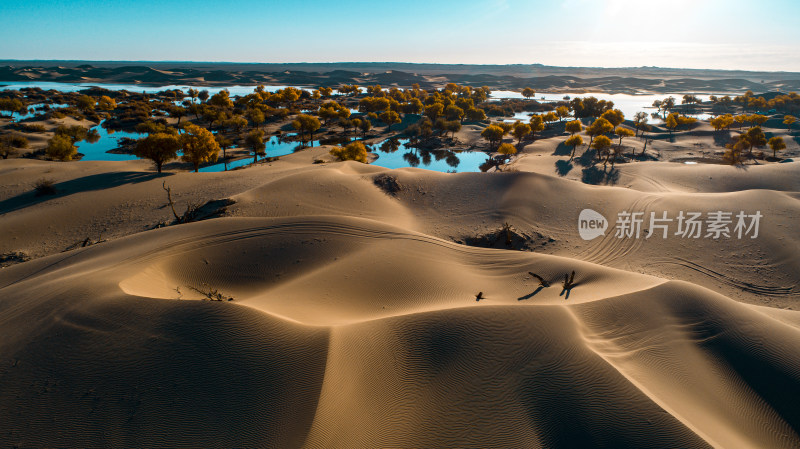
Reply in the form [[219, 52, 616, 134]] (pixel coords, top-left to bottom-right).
[[34, 178, 57, 196], [330, 141, 368, 163]]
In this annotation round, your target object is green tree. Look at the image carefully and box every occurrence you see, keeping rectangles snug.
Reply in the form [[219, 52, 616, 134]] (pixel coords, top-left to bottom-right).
[[133, 133, 181, 173], [768, 136, 786, 159], [181, 124, 219, 172], [565, 134, 583, 160], [46, 134, 77, 161]]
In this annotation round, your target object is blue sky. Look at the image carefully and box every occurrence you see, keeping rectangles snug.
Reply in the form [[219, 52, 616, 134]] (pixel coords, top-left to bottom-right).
[[2, 0, 799, 71]]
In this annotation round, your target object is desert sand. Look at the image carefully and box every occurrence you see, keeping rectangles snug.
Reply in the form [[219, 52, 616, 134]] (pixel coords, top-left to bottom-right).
[[2, 126, 800, 447]]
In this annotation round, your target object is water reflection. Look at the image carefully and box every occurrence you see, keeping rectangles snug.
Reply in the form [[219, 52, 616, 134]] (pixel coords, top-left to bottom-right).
[[372, 138, 490, 173]]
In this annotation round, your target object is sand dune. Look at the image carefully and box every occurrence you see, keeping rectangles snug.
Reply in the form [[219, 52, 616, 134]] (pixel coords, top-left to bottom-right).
[[2, 145, 800, 446]]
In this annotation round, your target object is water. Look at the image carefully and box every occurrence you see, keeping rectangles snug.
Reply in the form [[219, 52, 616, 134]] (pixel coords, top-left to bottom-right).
[[76, 121, 142, 162], [371, 138, 491, 173], [0, 81, 312, 97], [491, 91, 720, 124], [199, 134, 317, 172], [73, 121, 315, 172], [9, 103, 69, 121]]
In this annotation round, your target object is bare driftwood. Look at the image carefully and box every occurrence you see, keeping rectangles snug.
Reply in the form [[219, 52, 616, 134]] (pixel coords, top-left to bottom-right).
[[528, 272, 550, 287]]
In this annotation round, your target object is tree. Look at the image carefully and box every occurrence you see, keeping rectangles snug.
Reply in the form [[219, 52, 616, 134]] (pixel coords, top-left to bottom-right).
[[497, 142, 517, 157], [215, 135, 233, 170], [633, 112, 647, 136], [465, 107, 486, 121], [247, 108, 265, 129], [358, 117, 372, 137], [445, 105, 464, 122], [521, 87, 535, 99], [180, 124, 219, 172], [556, 106, 570, 122], [768, 136, 786, 159], [446, 120, 461, 138], [97, 95, 116, 111], [529, 114, 545, 138], [512, 122, 531, 145], [665, 114, 678, 134], [133, 133, 181, 173], [565, 135, 583, 160], [330, 141, 368, 163], [0, 98, 24, 116], [749, 114, 768, 127], [743, 126, 767, 157], [46, 134, 77, 161], [614, 127, 634, 150], [245, 129, 266, 163], [600, 109, 625, 127], [197, 90, 210, 103], [292, 114, 321, 144], [187, 88, 199, 103], [565, 119, 583, 136], [424, 103, 444, 122], [784, 115, 797, 134], [169, 106, 187, 124], [592, 135, 613, 167], [585, 117, 614, 148], [481, 125, 505, 149], [76, 95, 95, 113], [209, 90, 234, 109], [379, 110, 401, 131]]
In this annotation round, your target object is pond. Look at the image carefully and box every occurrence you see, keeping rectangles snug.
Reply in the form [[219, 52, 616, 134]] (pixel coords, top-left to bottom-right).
[[198, 134, 318, 172], [10, 103, 69, 121], [370, 138, 491, 173], [76, 121, 142, 162]]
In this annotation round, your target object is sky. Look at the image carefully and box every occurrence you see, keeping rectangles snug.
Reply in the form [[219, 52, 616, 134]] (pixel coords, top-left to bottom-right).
[[1, 0, 799, 71]]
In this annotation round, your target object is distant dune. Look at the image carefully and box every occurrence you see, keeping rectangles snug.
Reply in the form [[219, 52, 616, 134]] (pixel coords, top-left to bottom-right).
[[3, 61, 800, 92]]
